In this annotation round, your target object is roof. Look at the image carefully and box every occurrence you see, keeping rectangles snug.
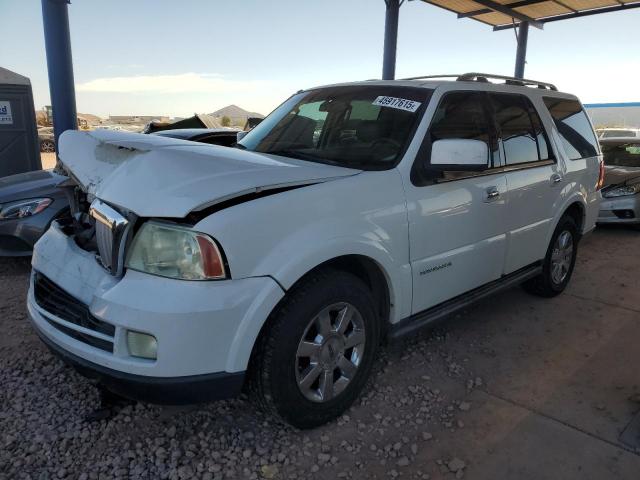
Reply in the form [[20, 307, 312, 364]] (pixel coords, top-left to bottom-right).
[[310, 72, 578, 98], [420, 0, 640, 30], [0, 67, 31, 86]]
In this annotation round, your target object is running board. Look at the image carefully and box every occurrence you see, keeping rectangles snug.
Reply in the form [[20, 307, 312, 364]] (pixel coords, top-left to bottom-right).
[[389, 263, 542, 340]]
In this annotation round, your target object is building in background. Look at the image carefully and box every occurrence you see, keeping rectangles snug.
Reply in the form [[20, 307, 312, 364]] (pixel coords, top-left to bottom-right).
[[585, 102, 640, 129]]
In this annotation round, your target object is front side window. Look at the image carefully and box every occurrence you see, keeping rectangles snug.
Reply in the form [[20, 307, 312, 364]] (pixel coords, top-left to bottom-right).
[[238, 86, 432, 170], [491, 93, 551, 166], [543, 98, 599, 160], [423, 91, 498, 181]]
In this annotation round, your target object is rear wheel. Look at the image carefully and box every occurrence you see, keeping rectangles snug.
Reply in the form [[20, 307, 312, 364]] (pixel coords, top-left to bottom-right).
[[248, 269, 381, 429], [523, 215, 579, 297]]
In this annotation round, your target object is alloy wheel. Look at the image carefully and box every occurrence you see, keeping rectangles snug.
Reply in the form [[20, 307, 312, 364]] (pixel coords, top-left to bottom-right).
[[295, 302, 366, 403], [550, 230, 573, 284]]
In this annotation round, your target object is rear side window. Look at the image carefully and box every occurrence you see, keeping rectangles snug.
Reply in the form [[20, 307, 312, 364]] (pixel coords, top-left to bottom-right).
[[543, 98, 599, 160], [490, 93, 552, 166]]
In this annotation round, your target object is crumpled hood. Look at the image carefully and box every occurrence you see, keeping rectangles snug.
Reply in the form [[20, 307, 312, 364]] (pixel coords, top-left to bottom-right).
[[0, 169, 67, 203], [604, 165, 640, 187], [58, 129, 360, 217]]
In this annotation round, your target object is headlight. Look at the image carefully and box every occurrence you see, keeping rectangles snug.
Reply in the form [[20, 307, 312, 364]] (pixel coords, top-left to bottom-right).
[[125, 222, 227, 280], [602, 184, 640, 198], [0, 198, 52, 221]]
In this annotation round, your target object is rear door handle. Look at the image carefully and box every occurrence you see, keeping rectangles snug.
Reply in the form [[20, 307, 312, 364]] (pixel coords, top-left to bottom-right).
[[485, 186, 500, 202], [551, 173, 563, 185]]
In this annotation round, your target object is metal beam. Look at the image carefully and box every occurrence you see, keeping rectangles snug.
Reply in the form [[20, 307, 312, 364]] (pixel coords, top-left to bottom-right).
[[514, 21, 529, 79], [41, 0, 77, 149], [382, 0, 401, 80], [458, 0, 546, 19], [493, 2, 640, 30], [472, 0, 544, 29]]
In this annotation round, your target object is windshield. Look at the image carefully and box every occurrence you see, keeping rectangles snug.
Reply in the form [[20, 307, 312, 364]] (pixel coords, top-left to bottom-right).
[[238, 86, 432, 170], [602, 143, 640, 167]]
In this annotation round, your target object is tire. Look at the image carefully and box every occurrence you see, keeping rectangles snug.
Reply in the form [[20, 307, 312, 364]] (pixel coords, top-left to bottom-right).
[[523, 215, 579, 297], [40, 140, 55, 153], [248, 269, 381, 429]]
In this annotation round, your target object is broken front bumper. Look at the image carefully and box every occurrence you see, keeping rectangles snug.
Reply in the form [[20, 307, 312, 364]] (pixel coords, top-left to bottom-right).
[[27, 222, 284, 404]]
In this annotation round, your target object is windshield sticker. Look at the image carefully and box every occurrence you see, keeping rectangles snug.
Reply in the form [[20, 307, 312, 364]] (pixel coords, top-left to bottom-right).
[[372, 96, 421, 113]]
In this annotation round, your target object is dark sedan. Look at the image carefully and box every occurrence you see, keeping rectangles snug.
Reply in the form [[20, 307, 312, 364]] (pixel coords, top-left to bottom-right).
[[0, 128, 239, 256]]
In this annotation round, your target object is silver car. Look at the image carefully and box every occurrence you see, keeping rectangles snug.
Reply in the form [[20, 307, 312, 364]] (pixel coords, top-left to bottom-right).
[[598, 137, 640, 227]]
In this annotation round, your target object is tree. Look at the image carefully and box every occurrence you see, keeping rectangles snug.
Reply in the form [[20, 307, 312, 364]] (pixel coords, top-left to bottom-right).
[[221, 115, 231, 127]]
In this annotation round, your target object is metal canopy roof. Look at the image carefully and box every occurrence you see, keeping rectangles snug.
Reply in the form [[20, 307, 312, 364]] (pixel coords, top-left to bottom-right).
[[419, 0, 640, 30]]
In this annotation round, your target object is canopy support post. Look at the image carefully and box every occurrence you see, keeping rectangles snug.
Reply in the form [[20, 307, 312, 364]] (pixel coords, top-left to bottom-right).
[[382, 0, 401, 80], [514, 21, 529, 79], [41, 0, 78, 148]]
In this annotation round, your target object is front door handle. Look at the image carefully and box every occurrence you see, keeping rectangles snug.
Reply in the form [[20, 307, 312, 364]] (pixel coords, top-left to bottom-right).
[[485, 186, 500, 202], [551, 173, 563, 185]]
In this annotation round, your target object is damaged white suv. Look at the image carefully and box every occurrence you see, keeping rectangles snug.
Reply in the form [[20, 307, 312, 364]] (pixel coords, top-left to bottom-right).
[[28, 74, 603, 428]]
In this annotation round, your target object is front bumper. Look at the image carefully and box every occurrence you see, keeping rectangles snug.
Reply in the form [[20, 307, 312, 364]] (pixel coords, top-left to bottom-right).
[[597, 194, 640, 225], [36, 328, 245, 404], [28, 223, 285, 403]]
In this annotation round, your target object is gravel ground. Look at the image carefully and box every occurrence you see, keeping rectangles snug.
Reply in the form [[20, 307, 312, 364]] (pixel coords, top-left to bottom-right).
[[0, 257, 483, 480], [40, 152, 56, 170]]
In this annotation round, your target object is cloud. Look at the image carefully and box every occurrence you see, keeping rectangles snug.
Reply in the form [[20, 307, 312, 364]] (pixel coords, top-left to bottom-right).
[[76, 73, 262, 94]]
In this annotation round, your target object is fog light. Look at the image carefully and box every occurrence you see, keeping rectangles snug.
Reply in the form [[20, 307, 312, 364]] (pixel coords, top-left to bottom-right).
[[127, 331, 157, 359]]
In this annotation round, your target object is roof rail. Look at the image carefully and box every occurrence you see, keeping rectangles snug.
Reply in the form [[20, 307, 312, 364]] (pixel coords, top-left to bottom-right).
[[400, 72, 557, 91], [401, 74, 462, 81], [457, 73, 557, 91]]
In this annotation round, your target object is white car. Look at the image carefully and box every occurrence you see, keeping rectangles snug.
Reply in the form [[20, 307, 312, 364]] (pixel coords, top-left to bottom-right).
[[27, 73, 603, 428]]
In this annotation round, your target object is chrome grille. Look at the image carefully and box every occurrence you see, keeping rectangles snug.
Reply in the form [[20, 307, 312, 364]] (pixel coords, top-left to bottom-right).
[[89, 199, 130, 275], [95, 220, 114, 269]]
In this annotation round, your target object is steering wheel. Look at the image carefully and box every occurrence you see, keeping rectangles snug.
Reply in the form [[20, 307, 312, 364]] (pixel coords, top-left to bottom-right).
[[371, 138, 402, 162]]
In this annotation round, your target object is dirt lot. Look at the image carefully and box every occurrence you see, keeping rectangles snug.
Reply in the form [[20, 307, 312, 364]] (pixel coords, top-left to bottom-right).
[[41, 152, 56, 170], [1, 227, 639, 480]]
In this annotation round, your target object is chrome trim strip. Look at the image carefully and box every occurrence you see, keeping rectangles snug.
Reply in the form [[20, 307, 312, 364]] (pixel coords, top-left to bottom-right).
[[89, 199, 130, 276]]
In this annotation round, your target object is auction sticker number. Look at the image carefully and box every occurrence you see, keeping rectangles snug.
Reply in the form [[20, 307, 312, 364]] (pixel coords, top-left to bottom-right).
[[372, 96, 421, 112]]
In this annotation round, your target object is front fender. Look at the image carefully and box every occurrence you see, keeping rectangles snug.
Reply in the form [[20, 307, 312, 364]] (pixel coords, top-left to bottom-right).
[[194, 171, 412, 323]]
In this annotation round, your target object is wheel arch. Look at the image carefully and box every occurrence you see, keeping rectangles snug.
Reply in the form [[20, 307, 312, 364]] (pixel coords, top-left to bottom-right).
[[546, 194, 588, 247], [240, 253, 395, 376]]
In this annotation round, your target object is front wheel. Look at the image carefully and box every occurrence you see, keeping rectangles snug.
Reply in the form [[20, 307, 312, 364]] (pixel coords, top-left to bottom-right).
[[248, 269, 381, 429], [523, 215, 579, 297]]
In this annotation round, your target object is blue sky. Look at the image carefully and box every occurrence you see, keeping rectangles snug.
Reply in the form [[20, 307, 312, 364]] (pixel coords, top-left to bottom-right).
[[2, 0, 639, 118]]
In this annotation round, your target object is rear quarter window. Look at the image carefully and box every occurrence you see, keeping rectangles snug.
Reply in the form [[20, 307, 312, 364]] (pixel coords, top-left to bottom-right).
[[543, 98, 599, 160]]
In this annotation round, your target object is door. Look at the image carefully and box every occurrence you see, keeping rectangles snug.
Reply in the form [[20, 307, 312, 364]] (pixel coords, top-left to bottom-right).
[[489, 93, 562, 274], [405, 91, 508, 314]]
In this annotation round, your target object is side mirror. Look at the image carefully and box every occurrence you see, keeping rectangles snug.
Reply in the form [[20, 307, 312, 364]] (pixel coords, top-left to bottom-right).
[[430, 139, 488, 171]]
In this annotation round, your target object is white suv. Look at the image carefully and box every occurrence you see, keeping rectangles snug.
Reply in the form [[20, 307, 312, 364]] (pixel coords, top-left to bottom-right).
[[28, 73, 603, 428]]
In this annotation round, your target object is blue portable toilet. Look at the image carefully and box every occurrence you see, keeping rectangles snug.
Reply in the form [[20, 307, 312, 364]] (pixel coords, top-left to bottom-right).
[[0, 67, 41, 177]]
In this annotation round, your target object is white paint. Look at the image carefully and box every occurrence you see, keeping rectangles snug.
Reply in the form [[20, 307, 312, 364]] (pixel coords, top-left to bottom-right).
[[58, 129, 360, 217]]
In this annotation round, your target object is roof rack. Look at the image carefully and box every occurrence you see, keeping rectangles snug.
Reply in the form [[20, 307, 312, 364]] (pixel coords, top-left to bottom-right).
[[401, 72, 558, 91]]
